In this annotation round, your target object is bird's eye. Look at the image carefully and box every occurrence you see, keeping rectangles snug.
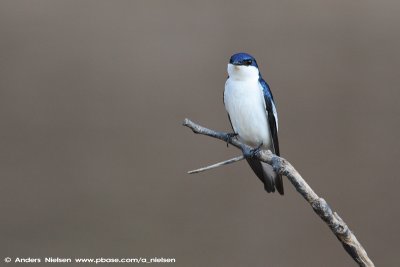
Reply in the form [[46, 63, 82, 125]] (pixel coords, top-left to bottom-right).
[[243, 59, 252, 66]]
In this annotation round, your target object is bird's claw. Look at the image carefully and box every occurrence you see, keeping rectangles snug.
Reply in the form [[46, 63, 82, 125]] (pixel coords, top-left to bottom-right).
[[226, 132, 238, 147], [245, 143, 263, 158]]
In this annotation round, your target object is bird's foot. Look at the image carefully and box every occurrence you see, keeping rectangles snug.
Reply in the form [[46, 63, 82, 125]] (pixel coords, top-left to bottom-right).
[[226, 132, 238, 147], [244, 142, 263, 158]]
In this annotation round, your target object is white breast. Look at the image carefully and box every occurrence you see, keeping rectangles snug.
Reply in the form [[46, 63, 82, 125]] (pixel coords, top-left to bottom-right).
[[224, 78, 272, 148]]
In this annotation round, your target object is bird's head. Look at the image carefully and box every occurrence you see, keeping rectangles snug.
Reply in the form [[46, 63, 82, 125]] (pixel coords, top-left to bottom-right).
[[227, 53, 259, 80]]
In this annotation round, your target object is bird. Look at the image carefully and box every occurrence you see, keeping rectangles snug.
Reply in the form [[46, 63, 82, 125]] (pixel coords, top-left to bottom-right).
[[223, 52, 284, 195]]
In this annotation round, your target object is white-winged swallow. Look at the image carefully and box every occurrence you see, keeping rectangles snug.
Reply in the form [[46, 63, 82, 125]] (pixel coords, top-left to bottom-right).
[[223, 52, 284, 195]]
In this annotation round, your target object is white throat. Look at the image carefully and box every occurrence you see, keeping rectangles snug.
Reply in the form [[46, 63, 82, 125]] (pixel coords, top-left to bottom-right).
[[227, 63, 259, 81]]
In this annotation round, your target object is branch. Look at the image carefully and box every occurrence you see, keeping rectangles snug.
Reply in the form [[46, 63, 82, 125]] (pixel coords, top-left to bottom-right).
[[188, 155, 245, 174], [183, 118, 374, 267]]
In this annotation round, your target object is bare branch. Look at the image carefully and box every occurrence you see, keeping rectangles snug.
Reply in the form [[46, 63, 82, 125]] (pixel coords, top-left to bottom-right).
[[183, 118, 374, 267], [188, 155, 245, 174]]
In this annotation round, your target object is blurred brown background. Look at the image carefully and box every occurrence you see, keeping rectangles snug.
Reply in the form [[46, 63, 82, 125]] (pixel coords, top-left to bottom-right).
[[0, 1, 399, 266]]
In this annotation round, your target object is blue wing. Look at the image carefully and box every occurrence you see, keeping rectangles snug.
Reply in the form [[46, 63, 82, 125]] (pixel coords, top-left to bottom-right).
[[258, 77, 284, 194], [259, 77, 280, 156]]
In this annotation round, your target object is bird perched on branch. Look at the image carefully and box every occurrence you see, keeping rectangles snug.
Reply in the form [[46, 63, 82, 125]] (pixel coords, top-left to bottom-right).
[[223, 52, 284, 195]]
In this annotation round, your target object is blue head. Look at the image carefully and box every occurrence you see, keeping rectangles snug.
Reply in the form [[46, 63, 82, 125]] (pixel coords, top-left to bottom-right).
[[228, 53, 260, 80], [229, 53, 259, 68]]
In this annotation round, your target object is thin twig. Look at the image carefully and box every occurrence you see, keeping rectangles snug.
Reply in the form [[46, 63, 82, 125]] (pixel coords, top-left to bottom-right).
[[183, 118, 374, 267], [188, 155, 245, 174]]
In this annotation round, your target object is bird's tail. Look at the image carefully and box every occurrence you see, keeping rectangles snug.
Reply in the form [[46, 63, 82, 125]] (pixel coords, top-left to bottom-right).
[[246, 158, 284, 195]]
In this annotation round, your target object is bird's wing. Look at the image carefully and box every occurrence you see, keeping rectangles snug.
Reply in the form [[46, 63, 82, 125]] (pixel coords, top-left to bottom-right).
[[259, 77, 284, 194], [259, 78, 280, 156]]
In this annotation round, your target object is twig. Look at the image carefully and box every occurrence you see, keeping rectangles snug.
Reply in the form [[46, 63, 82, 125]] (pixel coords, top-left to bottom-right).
[[188, 155, 245, 174], [183, 118, 374, 267]]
